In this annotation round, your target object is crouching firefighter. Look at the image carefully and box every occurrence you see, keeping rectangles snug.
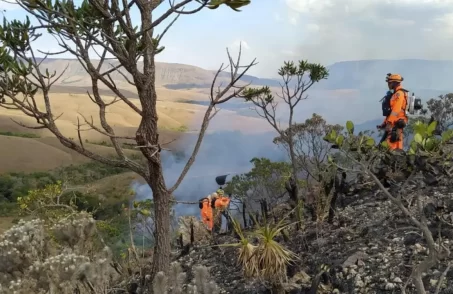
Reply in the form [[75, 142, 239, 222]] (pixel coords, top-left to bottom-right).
[[198, 189, 230, 231], [378, 73, 409, 150]]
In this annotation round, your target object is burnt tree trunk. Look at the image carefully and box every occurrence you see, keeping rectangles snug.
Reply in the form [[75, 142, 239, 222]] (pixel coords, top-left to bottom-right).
[[242, 202, 247, 229]]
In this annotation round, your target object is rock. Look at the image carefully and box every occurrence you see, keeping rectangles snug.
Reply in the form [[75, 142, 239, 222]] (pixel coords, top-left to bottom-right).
[[385, 282, 396, 290], [393, 277, 403, 283], [342, 251, 368, 268]]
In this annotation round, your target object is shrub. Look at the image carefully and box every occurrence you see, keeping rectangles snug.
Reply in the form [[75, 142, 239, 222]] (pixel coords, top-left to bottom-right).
[[0, 131, 40, 138], [152, 262, 220, 294], [0, 212, 117, 294]]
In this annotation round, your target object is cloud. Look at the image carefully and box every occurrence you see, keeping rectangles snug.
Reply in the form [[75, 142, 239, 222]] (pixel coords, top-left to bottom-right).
[[285, 0, 453, 64], [281, 49, 298, 56], [230, 39, 250, 50], [0, 0, 19, 11]]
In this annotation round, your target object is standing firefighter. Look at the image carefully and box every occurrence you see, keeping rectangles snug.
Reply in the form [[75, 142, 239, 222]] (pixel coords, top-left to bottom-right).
[[199, 190, 230, 231], [378, 73, 409, 150], [198, 176, 231, 232]]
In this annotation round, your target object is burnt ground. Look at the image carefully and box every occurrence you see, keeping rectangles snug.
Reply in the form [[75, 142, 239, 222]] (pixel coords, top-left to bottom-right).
[[171, 181, 453, 294]]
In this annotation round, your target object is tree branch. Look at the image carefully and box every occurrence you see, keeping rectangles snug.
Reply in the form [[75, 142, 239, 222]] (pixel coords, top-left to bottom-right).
[[168, 47, 257, 193]]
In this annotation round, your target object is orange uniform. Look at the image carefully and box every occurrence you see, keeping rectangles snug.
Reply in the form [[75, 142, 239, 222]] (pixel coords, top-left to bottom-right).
[[383, 74, 408, 150], [200, 198, 213, 230], [199, 192, 230, 231]]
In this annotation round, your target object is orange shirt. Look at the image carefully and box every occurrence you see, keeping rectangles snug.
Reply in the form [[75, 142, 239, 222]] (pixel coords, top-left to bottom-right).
[[385, 85, 408, 125]]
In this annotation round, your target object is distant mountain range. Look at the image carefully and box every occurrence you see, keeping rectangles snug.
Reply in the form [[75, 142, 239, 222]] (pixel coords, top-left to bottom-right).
[[21, 58, 453, 125], [29, 57, 453, 94]]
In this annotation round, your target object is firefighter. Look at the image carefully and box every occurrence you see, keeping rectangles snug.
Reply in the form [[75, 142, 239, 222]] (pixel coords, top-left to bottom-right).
[[199, 194, 214, 230], [199, 190, 231, 231], [378, 73, 409, 150]]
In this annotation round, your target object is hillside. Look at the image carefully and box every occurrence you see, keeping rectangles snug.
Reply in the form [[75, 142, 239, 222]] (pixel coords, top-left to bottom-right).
[[2, 58, 453, 174], [33, 58, 280, 95]]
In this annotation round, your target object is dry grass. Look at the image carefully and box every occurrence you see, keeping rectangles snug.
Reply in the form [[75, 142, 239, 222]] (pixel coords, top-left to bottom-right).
[[0, 135, 143, 173], [83, 172, 144, 204], [0, 91, 270, 138]]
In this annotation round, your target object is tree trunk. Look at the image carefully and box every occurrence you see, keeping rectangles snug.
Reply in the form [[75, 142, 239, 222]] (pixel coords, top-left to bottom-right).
[[135, 73, 171, 278], [148, 169, 171, 277]]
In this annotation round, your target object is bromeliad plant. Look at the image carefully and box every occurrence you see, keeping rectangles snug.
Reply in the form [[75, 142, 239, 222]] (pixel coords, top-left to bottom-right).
[[221, 211, 297, 289]]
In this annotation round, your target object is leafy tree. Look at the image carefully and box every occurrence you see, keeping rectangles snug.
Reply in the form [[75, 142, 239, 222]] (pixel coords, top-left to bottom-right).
[[274, 113, 343, 182], [225, 157, 299, 226], [426, 93, 453, 132], [240, 61, 328, 219], [226, 157, 293, 202], [0, 0, 256, 277], [324, 120, 453, 294]]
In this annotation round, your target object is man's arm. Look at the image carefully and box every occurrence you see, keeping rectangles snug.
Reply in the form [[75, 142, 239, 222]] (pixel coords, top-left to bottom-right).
[[387, 91, 404, 124]]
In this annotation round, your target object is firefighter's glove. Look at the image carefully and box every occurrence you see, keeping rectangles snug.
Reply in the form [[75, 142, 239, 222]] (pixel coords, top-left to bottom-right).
[[389, 127, 399, 143], [377, 123, 386, 130], [385, 123, 393, 132]]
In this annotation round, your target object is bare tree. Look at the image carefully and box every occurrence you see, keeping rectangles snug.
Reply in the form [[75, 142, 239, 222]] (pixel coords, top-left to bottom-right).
[[240, 61, 328, 218], [0, 0, 256, 278]]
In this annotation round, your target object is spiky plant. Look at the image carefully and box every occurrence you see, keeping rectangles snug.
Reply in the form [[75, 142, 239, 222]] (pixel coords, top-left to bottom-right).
[[221, 216, 259, 278], [252, 215, 298, 284]]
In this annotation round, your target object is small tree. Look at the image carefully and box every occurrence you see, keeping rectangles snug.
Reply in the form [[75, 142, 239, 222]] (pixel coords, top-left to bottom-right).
[[225, 157, 296, 226], [0, 0, 256, 279], [240, 61, 328, 219], [426, 93, 453, 132]]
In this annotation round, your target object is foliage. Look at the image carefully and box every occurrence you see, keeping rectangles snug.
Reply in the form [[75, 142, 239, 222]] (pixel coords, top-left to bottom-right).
[[225, 157, 298, 206], [16, 181, 72, 222], [0, 171, 57, 203], [223, 213, 297, 288], [15, 180, 136, 258], [0, 130, 40, 138], [323, 120, 377, 155], [409, 121, 453, 155], [0, 160, 127, 205], [426, 93, 453, 132], [239, 60, 329, 223], [174, 125, 189, 133], [0, 0, 256, 277], [152, 261, 220, 294], [0, 213, 117, 294], [323, 119, 453, 294], [274, 113, 343, 182], [84, 139, 137, 150]]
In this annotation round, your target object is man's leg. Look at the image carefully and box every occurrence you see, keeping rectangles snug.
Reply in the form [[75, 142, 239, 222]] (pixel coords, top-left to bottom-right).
[[386, 134, 398, 150], [397, 129, 404, 150]]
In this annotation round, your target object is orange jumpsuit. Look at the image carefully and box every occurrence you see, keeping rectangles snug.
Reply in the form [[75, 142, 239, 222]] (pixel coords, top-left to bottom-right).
[[200, 195, 231, 231], [383, 85, 408, 150], [200, 198, 213, 230]]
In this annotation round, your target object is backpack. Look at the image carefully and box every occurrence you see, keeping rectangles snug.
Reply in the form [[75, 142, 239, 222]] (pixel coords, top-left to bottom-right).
[[381, 88, 409, 117]]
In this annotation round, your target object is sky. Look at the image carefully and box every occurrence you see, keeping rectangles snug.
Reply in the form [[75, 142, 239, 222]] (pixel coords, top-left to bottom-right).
[[2, 0, 453, 77]]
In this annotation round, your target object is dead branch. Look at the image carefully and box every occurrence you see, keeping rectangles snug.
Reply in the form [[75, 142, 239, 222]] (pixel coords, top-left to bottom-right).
[[168, 45, 257, 194]]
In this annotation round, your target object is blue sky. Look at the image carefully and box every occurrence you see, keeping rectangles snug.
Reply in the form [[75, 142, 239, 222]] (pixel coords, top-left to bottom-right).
[[3, 0, 453, 78]]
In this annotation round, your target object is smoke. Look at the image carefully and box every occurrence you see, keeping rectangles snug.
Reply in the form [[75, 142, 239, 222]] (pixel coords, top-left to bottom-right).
[[131, 102, 288, 219]]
